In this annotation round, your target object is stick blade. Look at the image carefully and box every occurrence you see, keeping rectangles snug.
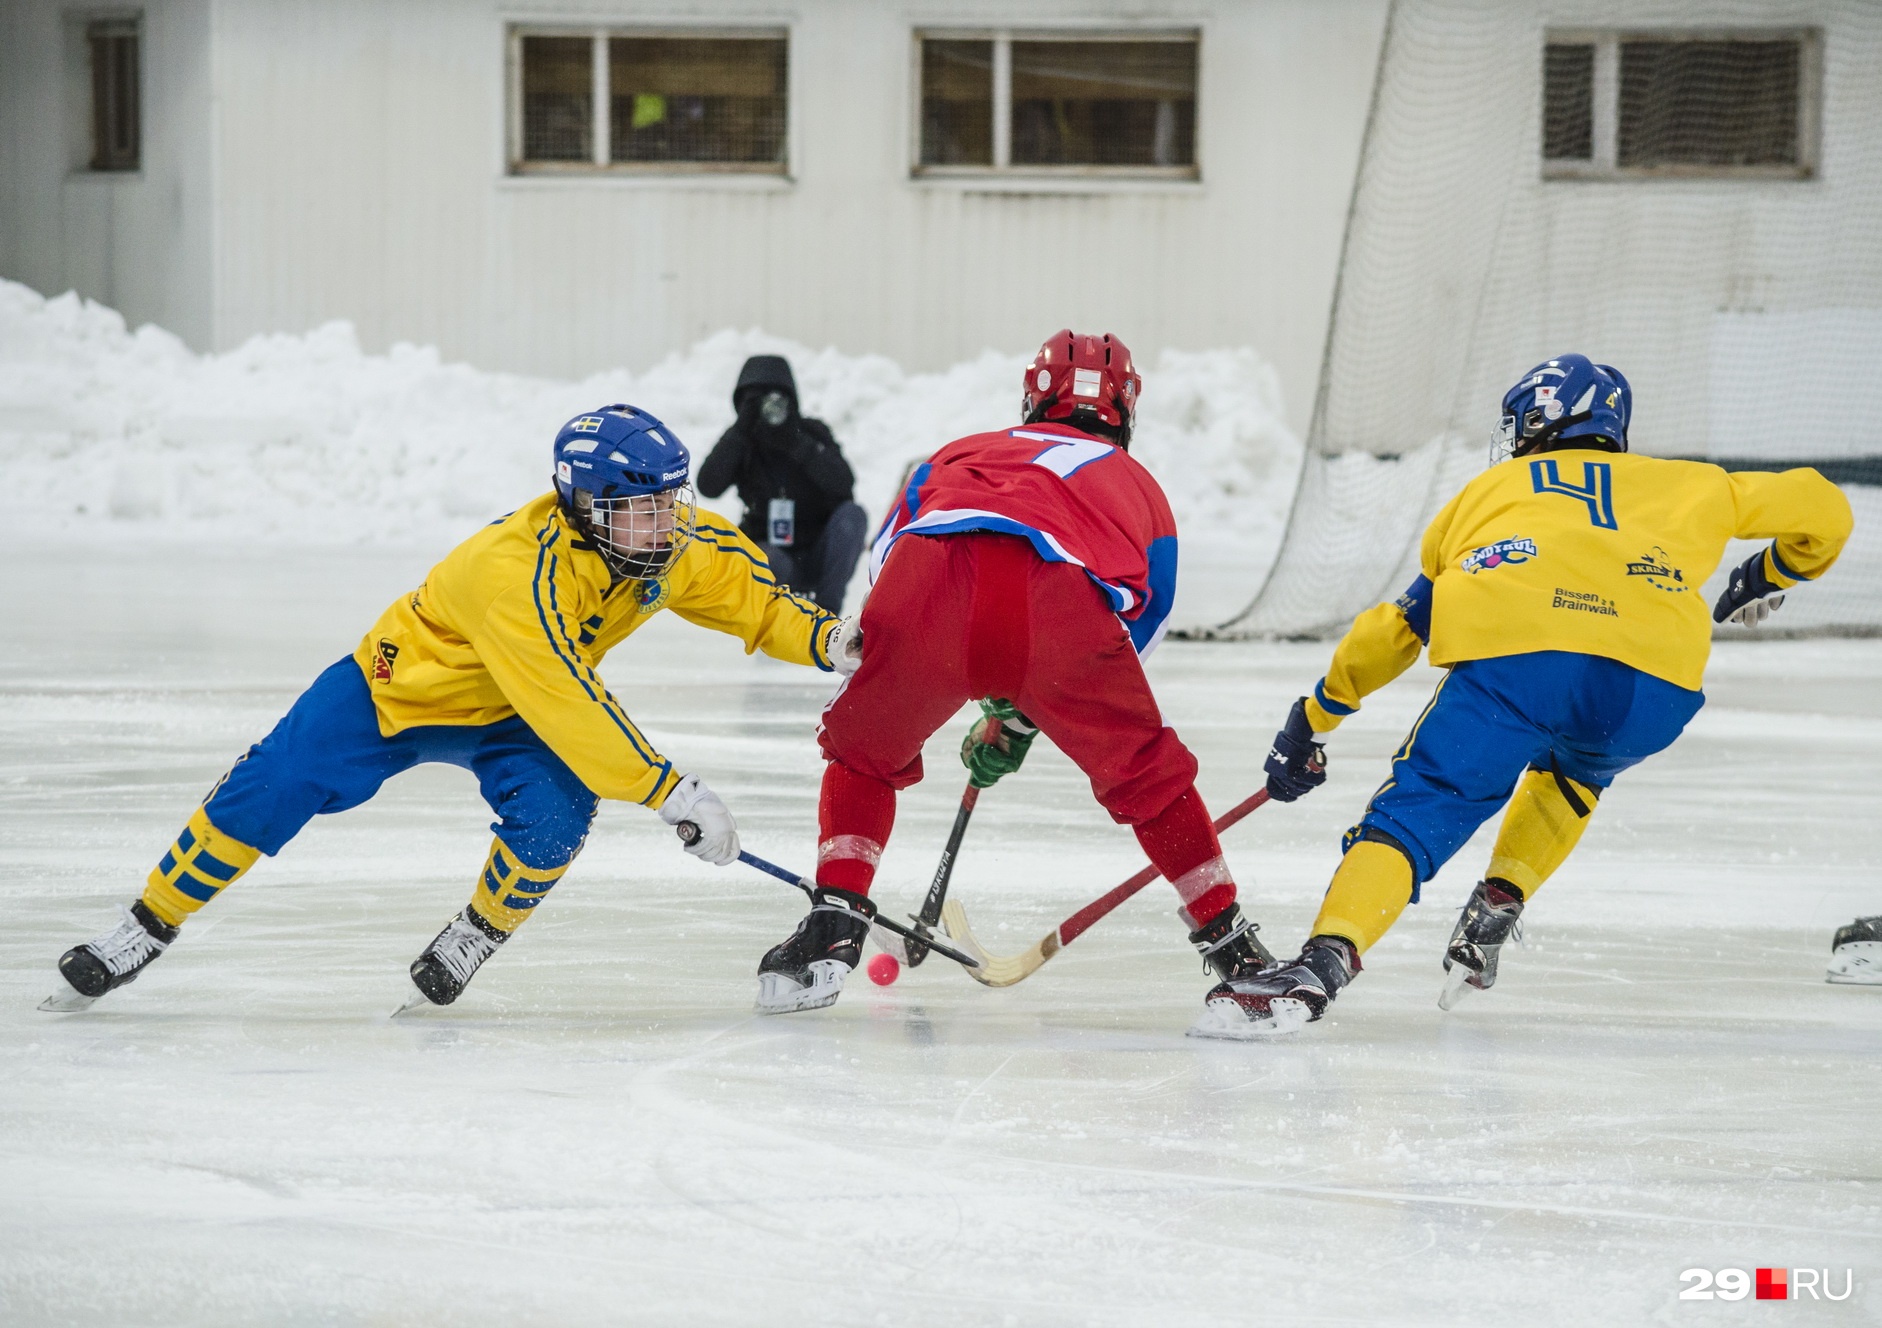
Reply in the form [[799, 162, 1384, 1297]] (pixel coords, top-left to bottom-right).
[[872, 922, 915, 969], [940, 899, 1055, 988]]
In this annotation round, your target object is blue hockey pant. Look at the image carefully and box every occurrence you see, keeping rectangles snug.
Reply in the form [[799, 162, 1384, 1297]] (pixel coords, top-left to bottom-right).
[[1353, 650, 1704, 896], [141, 657, 598, 931]]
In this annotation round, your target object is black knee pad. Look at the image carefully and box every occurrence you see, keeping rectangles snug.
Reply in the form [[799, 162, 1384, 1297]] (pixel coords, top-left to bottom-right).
[[1347, 824, 1418, 875]]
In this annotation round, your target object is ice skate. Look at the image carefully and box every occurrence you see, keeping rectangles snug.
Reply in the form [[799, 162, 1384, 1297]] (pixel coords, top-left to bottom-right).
[[756, 887, 874, 1014], [403, 908, 507, 1010], [1826, 915, 1882, 986], [1439, 878, 1525, 1010], [1189, 935, 1357, 1040], [1188, 902, 1276, 984], [42, 902, 179, 1012]]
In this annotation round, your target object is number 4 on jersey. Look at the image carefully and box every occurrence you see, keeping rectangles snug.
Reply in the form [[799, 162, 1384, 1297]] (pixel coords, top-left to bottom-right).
[[1530, 458, 1617, 529]]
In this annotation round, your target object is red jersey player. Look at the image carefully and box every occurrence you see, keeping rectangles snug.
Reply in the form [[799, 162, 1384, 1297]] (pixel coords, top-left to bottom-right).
[[752, 330, 1277, 1035]]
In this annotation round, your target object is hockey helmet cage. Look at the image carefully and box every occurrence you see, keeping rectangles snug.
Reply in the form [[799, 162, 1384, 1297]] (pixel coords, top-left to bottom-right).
[[552, 404, 697, 581], [1022, 329, 1143, 447], [1491, 354, 1629, 466]]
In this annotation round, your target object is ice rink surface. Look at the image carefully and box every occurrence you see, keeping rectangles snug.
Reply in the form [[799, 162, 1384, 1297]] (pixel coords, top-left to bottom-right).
[[1, 543, 1878, 1326]]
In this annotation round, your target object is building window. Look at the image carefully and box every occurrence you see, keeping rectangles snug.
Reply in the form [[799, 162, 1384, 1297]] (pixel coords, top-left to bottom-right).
[[916, 31, 1198, 177], [521, 35, 593, 162], [511, 28, 787, 173], [88, 18, 141, 172], [1543, 30, 1817, 179]]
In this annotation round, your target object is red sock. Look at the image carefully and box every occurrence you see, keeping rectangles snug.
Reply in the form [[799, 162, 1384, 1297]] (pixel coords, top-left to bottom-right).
[[816, 760, 897, 894], [1133, 786, 1236, 928]]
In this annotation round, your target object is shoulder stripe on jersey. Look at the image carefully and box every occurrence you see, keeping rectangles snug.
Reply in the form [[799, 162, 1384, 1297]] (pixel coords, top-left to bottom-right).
[[530, 540, 670, 800], [692, 533, 779, 582]]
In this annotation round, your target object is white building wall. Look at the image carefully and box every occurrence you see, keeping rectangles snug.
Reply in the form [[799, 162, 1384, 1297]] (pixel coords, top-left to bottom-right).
[[3, 0, 1387, 436], [0, 0, 215, 347], [205, 0, 1385, 433]]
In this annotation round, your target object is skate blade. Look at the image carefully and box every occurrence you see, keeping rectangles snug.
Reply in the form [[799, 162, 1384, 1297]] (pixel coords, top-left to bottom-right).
[[38, 988, 98, 1013], [390, 986, 436, 1017], [755, 962, 847, 1015], [1186, 995, 1310, 1041], [1438, 964, 1476, 1011], [1826, 965, 1882, 985]]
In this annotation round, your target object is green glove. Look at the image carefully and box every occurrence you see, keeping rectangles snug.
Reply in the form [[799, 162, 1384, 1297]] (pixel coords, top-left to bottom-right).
[[960, 698, 1039, 789]]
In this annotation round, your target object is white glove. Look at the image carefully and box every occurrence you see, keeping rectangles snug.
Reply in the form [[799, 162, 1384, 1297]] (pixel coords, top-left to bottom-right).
[[656, 773, 740, 866], [828, 615, 863, 676]]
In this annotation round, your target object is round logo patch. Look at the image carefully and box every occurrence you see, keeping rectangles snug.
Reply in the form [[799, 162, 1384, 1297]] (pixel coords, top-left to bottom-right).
[[636, 578, 671, 615]]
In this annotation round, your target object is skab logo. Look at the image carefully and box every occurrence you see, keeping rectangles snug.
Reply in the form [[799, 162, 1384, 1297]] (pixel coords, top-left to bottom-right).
[[1626, 546, 1688, 593]]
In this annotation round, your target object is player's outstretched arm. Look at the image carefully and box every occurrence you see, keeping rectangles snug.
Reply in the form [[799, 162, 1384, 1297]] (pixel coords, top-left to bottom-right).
[[477, 580, 746, 865], [670, 516, 843, 669], [1714, 469, 1854, 627], [1266, 576, 1431, 802]]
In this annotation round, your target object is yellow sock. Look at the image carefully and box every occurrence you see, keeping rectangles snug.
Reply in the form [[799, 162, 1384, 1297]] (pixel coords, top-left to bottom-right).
[[466, 837, 572, 935], [141, 807, 264, 928], [1309, 840, 1415, 955], [1484, 768, 1598, 900]]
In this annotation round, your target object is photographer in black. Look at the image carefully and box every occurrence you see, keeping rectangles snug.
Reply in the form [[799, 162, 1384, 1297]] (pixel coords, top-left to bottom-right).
[[697, 355, 869, 612]]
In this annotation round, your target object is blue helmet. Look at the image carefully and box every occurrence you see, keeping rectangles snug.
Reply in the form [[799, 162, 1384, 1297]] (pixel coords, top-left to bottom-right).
[[1491, 354, 1630, 465], [551, 404, 696, 581]]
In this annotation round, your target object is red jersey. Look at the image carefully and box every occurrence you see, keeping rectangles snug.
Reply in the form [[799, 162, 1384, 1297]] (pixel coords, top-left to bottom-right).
[[869, 423, 1180, 655]]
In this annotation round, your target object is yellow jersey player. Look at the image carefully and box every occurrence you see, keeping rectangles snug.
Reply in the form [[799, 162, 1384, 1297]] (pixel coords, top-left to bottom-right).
[[1203, 354, 1853, 1038], [43, 404, 850, 1013]]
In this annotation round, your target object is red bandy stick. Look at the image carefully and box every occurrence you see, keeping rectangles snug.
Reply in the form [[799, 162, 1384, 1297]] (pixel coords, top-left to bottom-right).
[[941, 787, 1272, 988]]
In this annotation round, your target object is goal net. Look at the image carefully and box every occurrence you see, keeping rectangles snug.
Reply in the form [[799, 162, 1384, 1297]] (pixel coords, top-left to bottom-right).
[[1193, 0, 1882, 640]]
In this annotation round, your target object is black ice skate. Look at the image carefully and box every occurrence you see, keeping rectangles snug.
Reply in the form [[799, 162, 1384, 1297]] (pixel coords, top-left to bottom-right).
[[402, 908, 507, 1011], [42, 902, 180, 1012], [1188, 903, 1276, 985], [1189, 935, 1358, 1041], [1827, 915, 1882, 986], [1439, 878, 1526, 1010], [755, 887, 875, 1014]]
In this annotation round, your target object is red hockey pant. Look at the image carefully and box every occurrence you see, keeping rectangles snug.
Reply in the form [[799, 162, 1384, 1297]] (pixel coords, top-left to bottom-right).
[[816, 533, 1236, 928]]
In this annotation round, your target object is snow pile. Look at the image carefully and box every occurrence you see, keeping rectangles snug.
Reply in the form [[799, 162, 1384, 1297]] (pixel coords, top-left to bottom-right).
[[0, 279, 1299, 618]]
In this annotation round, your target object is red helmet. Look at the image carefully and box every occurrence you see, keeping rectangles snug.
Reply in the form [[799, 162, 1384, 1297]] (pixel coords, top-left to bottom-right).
[[1021, 330, 1142, 446]]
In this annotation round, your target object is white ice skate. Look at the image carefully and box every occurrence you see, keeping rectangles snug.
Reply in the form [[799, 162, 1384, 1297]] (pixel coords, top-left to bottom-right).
[[756, 959, 853, 1014], [1826, 916, 1882, 985]]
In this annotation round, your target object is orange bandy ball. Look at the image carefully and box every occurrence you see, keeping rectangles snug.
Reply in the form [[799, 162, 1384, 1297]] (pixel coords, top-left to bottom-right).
[[866, 952, 901, 986]]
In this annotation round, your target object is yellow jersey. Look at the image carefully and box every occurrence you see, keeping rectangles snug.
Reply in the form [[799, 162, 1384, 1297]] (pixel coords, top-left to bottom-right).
[[1303, 452, 1852, 730], [351, 494, 839, 807]]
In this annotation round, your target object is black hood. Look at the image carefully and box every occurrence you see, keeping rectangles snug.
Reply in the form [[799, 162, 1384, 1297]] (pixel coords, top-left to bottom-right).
[[733, 355, 798, 411]]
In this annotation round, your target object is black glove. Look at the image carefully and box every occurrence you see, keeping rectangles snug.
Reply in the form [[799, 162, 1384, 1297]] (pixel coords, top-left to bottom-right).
[[1264, 698, 1328, 803], [1712, 550, 1786, 627]]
